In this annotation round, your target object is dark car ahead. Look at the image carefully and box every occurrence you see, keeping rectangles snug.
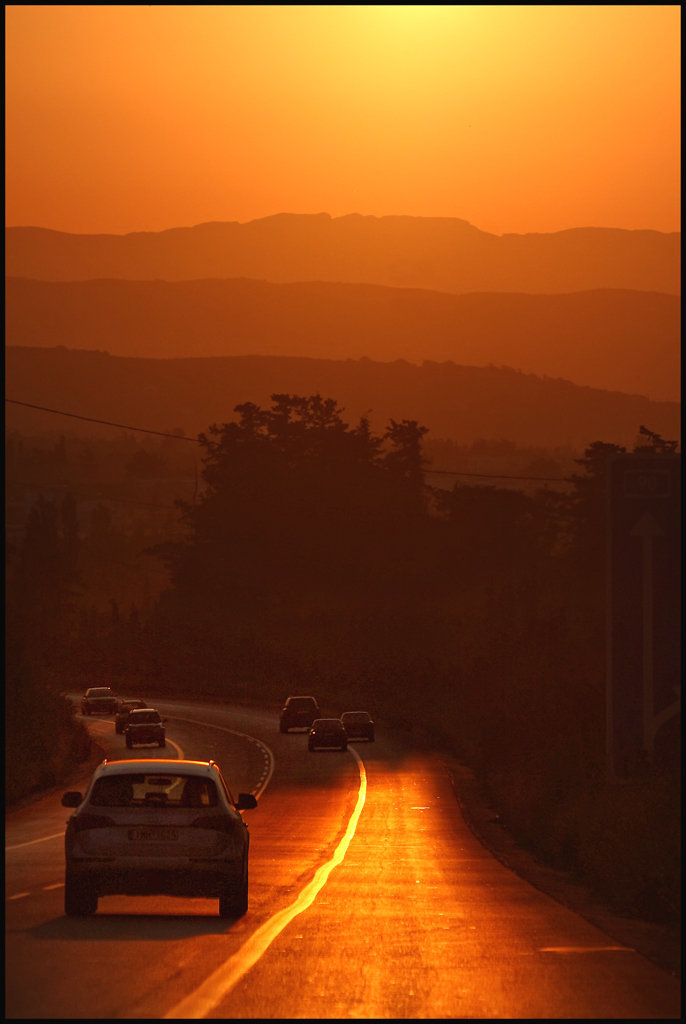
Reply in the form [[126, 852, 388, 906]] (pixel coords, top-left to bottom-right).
[[115, 699, 148, 734], [61, 758, 257, 917], [308, 718, 348, 752], [280, 695, 320, 733], [124, 708, 166, 748], [80, 686, 118, 716], [341, 710, 375, 742]]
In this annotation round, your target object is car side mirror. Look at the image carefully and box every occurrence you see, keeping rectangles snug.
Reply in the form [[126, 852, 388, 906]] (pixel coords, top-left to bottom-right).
[[235, 793, 258, 811], [62, 791, 83, 807]]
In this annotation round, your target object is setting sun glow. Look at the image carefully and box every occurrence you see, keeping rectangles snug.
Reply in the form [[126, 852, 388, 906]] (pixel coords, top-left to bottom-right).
[[5, 4, 680, 235]]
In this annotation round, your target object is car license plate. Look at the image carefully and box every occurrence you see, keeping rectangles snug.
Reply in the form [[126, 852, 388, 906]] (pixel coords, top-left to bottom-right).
[[128, 827, 178, 841]]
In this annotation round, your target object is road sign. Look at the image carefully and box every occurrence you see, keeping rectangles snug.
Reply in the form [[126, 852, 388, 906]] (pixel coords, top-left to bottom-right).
[[605, 453, 681, 776]]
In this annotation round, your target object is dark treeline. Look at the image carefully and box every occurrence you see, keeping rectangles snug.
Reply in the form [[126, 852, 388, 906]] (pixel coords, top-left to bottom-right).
[[5, 396, 679, 925]]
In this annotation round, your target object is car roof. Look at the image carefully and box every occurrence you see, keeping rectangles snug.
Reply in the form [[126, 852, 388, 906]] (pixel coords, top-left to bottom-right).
[[312, 718, 343, 725], [287, 695, 318, 701], [129, 707, 158, 714], [95, 759, 219, 778], [342, 710, 371, 717]]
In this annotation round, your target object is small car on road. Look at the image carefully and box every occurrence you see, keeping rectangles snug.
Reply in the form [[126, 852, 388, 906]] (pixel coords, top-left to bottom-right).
[[308, 718, 348, 751], [61, 758, 258, 917], [280, 695, 320, 733], [341, 710, 375, 742], [80, 686, 118, 715], [115, 698, 148, 734], [124, 708, 166, 748]]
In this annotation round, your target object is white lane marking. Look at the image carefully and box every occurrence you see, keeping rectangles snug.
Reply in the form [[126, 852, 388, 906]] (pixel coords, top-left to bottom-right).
[[6, 832, 63, 852], [5, 718, 268, 854], [540, 945, 634, 953], [163, 715, 275, 798], [8, 892, 31, 901], [164, 747, 366, 1020]]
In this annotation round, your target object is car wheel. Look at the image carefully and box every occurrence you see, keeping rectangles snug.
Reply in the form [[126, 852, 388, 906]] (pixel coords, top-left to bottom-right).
[[279, 722, 288, 733], [64, 873, 98, 916], [341, 742, 348, 751], [159, 738, 166, 748], [125, 736, 132, 748]]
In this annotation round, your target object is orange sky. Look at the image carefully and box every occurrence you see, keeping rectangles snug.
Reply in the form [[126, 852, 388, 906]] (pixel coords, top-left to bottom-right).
[[5, 5, 681, 236]]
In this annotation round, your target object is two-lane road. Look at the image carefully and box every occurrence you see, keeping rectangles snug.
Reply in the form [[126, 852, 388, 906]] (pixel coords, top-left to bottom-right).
[[5, 699, 681, 1019]]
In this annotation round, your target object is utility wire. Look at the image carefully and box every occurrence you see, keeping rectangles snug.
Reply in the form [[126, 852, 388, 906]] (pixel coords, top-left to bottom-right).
[[6, 397, 572, 483], [6, 399, 201, 443], [425, 468, 569, 483]]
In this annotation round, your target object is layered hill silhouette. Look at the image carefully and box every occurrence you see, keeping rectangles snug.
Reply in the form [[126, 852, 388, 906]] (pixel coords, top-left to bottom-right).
[[6, 276, 679, 402], [6, 347, 679, 453], [5, 213, 680, 294]]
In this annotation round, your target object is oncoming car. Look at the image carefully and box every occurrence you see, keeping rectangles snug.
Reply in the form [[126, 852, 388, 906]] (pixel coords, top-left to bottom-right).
[[80, 686, 118, 715], [280, 695, 320, 733], [124, 708, 166, 748], [308, 718, 348, 752], [341, 710, 375, 742], [61, 759, 258, 917], [115, 699, 148, 734]]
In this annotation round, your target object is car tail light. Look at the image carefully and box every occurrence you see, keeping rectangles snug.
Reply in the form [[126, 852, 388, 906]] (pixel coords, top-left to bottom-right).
[[189, 814, 237, 833], [72, 813, 116, 832]]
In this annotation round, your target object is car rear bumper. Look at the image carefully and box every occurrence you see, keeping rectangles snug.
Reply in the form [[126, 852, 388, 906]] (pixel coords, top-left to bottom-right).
[[126, 730, 165, 743], [67, 861, 245, 897]]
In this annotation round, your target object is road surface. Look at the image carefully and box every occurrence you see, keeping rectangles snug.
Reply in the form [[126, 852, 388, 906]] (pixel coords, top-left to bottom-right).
[[5, 699, 681, 1019]]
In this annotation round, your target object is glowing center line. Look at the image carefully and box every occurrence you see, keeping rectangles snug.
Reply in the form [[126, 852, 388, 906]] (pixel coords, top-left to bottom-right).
[[164, 747, 367, 1020]]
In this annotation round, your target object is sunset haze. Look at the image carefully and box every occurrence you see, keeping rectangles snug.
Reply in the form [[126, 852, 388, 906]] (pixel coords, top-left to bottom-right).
[[5, 4, 680, 236]]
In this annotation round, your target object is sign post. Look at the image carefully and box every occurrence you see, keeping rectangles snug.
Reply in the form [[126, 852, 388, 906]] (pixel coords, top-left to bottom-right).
[[605, 453, 681, 777]]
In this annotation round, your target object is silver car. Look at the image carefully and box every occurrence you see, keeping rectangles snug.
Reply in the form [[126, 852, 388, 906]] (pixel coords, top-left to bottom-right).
[[61, 759, 257, 917]]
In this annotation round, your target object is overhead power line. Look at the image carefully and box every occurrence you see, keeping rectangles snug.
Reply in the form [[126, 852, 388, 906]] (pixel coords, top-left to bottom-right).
[[5, 397, 572, 483], [6, 399, 200, 443]]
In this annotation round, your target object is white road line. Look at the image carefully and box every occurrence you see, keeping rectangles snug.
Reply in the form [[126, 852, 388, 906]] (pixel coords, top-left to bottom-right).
[[164, 747, 366, 1020], [5, 719, 270, 854], [6, 832, 63, 851], [164, 716, 275, 798], [540, 945, 634, 954]]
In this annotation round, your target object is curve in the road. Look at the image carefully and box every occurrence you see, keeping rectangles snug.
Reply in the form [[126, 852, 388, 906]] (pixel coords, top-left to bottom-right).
[[165, 715, 275, 797]]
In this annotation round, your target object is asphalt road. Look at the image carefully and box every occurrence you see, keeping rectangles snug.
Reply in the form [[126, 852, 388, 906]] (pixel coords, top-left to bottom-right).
[[5, 699, 682, 1019]]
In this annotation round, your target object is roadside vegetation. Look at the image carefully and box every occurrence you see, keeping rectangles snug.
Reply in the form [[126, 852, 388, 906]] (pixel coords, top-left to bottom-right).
[[5, 398, 680, 925]]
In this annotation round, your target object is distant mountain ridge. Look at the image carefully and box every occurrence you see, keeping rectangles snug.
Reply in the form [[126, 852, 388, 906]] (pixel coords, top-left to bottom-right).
[[5, 276, 680, 402], [6, 347, 679, 452], [5, 213, 680, 294]]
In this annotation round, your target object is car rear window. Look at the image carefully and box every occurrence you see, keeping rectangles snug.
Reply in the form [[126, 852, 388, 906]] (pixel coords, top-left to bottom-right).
[[90, 774, 219, 808], [130, 711, 161, 723], [343, 713, 368, 722], [88, 687, 113, 697], [289, 697, 317, 708]]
